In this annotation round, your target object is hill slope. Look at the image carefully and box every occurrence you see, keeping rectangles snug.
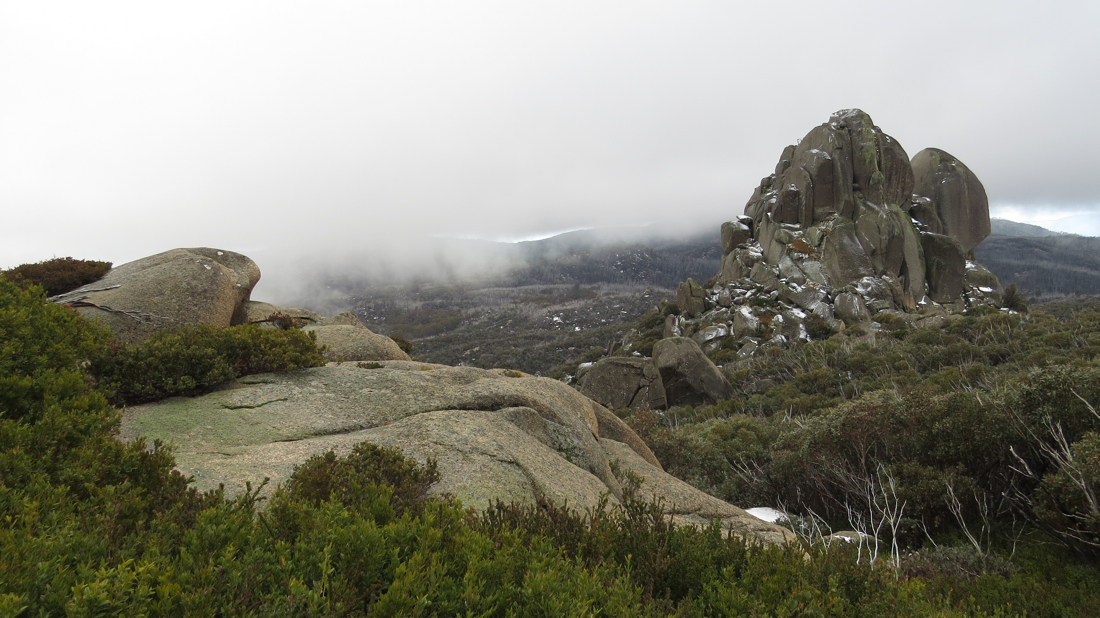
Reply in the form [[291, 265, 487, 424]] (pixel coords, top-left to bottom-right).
[[974, 234, 1100, 298]]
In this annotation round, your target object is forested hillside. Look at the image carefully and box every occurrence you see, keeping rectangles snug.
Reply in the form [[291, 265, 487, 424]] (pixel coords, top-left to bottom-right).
[[345, 228, 722, 375], [974, 234, 1100, 298]]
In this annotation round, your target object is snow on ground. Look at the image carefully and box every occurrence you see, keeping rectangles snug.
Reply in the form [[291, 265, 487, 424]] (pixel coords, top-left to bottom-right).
[[745, 507, 788, 523]]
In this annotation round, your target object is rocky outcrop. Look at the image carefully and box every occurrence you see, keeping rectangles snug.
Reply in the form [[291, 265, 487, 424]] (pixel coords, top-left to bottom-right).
[[911, 148, 991, 254], [637, 110, 1003, 361], [575, 356, 667, 411], [120, 362, 793, 545], [303, 324, 411, 362], [54, 252, 410, 362], [239, 300, 411, 362], [53, 248, 261, 344], [585, 111, 1005, 397], [652, 338, 734, 406], [676, 279, 708, 318]]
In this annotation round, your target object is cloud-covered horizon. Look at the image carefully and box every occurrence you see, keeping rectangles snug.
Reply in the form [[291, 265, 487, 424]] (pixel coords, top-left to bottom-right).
[[3, 1, 1098, 296]]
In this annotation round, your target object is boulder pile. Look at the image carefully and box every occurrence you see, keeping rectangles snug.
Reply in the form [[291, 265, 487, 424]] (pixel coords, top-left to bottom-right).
[[577, 109, 1004, 411]]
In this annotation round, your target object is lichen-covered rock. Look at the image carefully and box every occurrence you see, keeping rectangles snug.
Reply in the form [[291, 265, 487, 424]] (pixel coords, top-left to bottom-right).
[[574, 356, 667, 411], [720, 218, 753, 253], [240, 300, 322, 325], [911, 148, 991, 254], [676, 278, 707, 318], [119, 362, 793, 545], [834, 292, 871, 324], [303, 324, 411, 362], [651, 337, 734, 406], [921, 233, 967, 303], [55, 248, 260, 344]]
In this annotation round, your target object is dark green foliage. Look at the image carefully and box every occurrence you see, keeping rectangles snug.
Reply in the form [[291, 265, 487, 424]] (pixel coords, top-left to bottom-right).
[[0, 281, 111, 423], [804, 313, 836, 340], [389, 334, 414, 354], [625, 306, 1100, 565], [277, 442, 439, 516], [1002, 283, 1029, 312], [474, 492, 986, 616], [2, 256, 111, 296], [4, 274, 1100, 615], [89, 323, 326, 404]]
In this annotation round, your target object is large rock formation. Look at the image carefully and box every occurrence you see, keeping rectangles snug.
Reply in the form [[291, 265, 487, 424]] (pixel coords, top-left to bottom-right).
[[729, 110, 998, 316], [580, 110, 1005, 405], [120, 362, 793, 544], [52, 248, 261, 343], [911, 148, 991, 254], [680, 110, 1002, 354]]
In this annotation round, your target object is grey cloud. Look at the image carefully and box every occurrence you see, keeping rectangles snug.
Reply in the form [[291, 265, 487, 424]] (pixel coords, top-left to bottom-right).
[[1, 1, 1097, 292]]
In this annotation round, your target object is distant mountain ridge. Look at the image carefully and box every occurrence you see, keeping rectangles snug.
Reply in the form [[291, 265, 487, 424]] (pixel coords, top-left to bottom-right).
[[989, 218, 1068, 238], [974, 233, 1100, 298]]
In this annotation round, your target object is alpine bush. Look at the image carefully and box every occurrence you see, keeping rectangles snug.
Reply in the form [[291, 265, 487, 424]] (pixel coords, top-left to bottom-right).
[[89, 323, 326, 404], [2, 256, 111, 296]]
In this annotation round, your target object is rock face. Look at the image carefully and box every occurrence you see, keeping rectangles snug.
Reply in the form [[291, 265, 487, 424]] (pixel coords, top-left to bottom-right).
[[54, 248, 261, 343], [911, 148, 991, 254], [587, 111, 1005, 401], [575, 357, 667, 411], [302, 324, 411, 362], [120, 362, 793, 545], [640, 110, 1002, 360], [676, 279, 708, 318], [743, 109, 927, 308], [651, 338, 734, 406], [239, 300, 411, 362]]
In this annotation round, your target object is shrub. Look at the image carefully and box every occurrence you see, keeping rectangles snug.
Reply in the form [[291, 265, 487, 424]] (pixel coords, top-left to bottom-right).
[[266, 311, 306, 330], [0, 279, 112, 422], [1031, 432, 1100, 556], [389, 335, 414, 354], [89, 323, 325, 404], [272, 442, 440, 521], [804, 313, 836, 340], [2, 257, 111, 296]]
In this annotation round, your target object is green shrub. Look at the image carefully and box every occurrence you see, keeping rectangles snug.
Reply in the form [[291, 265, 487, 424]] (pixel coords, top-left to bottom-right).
[[804, 313, 836, 340], [1032, 432, 1100, 555], [89, 323, 325, 404], [872, 312, 907, 331], [0, 279, 111, 422], [389, 334, 414, 354], [275, 442, 439, 518], [2, 256, 111, 296]]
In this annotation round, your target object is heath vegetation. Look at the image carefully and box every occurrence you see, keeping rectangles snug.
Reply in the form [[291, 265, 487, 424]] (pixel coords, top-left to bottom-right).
[[3, 269, 1100, 615]]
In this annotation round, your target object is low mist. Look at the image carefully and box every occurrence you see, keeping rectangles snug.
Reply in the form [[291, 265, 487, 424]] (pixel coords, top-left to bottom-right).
[[250, 216, 724, 312]]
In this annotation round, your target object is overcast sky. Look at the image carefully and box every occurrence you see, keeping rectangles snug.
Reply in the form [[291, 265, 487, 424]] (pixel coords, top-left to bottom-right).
[[2, 1, 1098, 296]]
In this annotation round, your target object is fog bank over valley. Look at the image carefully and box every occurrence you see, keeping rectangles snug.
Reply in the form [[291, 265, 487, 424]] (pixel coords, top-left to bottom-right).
[[2, 2, 1097, 297]]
